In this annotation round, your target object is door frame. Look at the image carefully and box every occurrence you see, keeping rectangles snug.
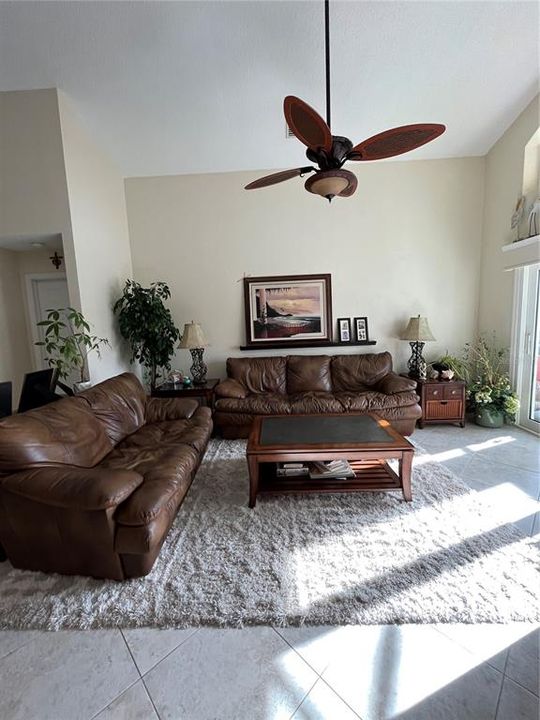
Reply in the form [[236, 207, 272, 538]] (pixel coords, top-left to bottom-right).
[[510, 264, 540, 434], [24, 272, 68, 370]]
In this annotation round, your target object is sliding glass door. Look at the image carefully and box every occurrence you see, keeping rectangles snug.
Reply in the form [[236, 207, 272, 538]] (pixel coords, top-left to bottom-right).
[[515, 264, 540, 434]]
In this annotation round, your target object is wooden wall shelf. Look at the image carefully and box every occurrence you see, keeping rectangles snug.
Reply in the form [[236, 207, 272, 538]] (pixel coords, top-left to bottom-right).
[[239, 340, 377, 351]]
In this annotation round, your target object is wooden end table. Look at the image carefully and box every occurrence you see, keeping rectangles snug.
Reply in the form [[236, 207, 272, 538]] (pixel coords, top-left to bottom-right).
[[151, 378, 219, 408], [246, 412, 414, 508], [404, 376, 466, 428]]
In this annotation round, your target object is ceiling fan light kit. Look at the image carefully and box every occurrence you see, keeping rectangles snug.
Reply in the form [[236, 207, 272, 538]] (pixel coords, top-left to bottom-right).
[[305, 169, 357, 201], [245, 0, 446, 202]]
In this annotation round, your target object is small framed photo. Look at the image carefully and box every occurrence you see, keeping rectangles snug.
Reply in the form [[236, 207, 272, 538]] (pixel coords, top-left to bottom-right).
[[354, 316, 369, 342], [337, 318, 352, 343]]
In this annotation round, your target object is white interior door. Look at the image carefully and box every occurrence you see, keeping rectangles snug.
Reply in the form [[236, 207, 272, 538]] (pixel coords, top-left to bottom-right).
[[26, 274, 70, 369]]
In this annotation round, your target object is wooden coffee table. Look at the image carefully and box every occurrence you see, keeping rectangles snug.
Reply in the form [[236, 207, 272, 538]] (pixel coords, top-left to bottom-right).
[[246, 412, 414, 507]]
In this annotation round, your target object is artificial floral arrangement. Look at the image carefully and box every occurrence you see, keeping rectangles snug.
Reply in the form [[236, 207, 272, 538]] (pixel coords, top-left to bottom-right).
[[464, 334, 519, 425]]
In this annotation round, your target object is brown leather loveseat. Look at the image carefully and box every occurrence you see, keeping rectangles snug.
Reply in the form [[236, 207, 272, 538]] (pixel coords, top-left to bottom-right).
[[214, 352, 421, 438], [0, 373, 212, 580]]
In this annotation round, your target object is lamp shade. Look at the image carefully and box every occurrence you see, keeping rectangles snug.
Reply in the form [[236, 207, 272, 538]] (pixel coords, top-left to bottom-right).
[[179, 322, 208, 349], [401, 315, 436, 342]]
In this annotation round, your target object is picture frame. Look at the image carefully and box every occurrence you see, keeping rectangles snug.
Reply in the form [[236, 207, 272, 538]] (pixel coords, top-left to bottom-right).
[[243, 274, 333, 348], [354, 316, 369, 342], [337, 317, 352, 343]]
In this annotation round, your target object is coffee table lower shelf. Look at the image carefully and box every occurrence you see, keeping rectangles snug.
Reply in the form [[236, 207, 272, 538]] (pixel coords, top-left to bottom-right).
[[257, 460, 403, 498]]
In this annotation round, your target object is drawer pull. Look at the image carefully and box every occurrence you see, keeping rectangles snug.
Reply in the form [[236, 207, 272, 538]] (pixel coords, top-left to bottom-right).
[[432, 390, 439, 395]]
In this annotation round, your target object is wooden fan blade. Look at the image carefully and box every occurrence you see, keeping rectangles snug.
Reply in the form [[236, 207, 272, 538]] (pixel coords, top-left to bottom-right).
[[349, 124, 446, 161], [244, 166, 314, 190], [284, 96, 333, 152]]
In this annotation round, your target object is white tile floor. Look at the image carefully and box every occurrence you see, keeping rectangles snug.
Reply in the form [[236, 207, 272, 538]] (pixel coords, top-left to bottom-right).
[[0, 423, 538, 720]]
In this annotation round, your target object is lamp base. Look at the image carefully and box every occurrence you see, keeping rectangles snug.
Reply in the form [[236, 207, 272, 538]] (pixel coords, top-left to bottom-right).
[[407, 341, 427, 380], [190, 348, 208, 385]]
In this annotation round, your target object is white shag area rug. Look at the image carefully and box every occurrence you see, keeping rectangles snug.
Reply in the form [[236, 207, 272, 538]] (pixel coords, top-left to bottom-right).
[[1, 439, 538, 630]]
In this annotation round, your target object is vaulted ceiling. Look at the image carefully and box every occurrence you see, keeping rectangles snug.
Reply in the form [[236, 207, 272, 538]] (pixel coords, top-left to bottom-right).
[[1, 1, 538, 177]]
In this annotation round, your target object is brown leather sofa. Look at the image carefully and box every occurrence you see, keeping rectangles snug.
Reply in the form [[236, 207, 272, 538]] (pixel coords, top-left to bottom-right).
[[214, 352, 421, 438], [0, 373, 212, 580]]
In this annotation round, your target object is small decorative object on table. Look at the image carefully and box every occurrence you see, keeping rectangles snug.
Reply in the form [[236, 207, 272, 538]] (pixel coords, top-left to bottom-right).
[[401, 315, 435, 380], [179, 322, 209, 385], [337, 318, 351, 343], [464, 334, 519, 428], [354, 316, 369, 342]]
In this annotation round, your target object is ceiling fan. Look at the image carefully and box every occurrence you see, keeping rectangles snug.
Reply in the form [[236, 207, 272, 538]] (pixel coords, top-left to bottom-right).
[[245, 0, 446, 202]]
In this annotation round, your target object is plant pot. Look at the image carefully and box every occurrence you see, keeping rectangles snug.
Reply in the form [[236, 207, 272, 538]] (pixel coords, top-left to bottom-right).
[[73, 381, 92, 394], [475, 405, 504, 428]]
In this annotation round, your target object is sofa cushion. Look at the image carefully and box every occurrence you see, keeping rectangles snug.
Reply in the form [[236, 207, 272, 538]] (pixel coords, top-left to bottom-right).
[[289, 391, 343, 414], [116, 407, 211, 455], [215, 394, 291, 415], [336, 390, 419, 412], [111, 443, 200, 526], [287, 355, 332, 394], [331, 352, 393, 392], [227, 356, 286, 394], [0, 396, 113, 473], [79, 373, 147, 445], [214, 379, 248, 399]]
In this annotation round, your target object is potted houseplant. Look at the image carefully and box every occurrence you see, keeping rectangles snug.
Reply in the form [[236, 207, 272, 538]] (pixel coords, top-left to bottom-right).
[[430, 353, 469, 381], [113, 280, 180, 390], [464, 335, 519, 427], [36, 308, 109, 392]]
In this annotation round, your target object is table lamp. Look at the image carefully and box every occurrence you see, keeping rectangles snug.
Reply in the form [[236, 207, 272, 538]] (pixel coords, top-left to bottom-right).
[[179, 322, 208, 385], [401, 315, 435, 379]]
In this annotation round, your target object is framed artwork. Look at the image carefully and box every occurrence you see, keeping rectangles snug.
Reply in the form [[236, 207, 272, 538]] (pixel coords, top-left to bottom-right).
[[337, 318, 352, 343], [243, 274, 333, 348], [354, 316, 369, 342]]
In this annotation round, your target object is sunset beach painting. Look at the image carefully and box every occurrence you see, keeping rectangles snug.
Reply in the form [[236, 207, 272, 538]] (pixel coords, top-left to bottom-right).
[[244, 274, 332, 347]]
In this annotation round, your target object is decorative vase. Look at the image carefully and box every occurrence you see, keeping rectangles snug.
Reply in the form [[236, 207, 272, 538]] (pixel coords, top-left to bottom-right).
[[73, 380, 92, 394], [475, 405, 504, 428]]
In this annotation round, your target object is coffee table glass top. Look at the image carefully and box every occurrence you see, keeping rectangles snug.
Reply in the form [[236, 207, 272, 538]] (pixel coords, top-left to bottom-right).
[[259, 414, 393, 446]]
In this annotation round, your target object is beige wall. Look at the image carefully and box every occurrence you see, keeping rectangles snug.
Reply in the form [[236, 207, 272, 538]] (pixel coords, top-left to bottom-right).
[[126, 158, 485, 379], [57, 93, 133, 382], [0, 89, 80, 310], [0, 249, 33, 402], [478, 95, 540, 343]]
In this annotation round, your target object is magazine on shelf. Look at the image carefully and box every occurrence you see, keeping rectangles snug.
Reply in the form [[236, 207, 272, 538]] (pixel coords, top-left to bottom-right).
[[308, 460, 355, 479], [276, 463, 309, 477]]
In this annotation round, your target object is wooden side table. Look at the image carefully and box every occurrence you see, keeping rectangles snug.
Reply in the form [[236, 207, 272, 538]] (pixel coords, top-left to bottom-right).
[[405, 376, 466, 428], [151, 378, 219, 409]]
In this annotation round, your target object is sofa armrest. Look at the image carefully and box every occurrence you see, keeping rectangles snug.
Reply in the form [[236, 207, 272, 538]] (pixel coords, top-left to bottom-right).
[[0, 466, 143, 511], [376, 372, 417, 395], [214, 379, 247, 399], [145, 397, 199, 423]]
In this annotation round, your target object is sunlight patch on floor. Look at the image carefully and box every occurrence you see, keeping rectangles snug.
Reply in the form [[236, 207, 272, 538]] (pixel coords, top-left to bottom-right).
[[466, 435, 517, 453], [413, 448, 467, 466]]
